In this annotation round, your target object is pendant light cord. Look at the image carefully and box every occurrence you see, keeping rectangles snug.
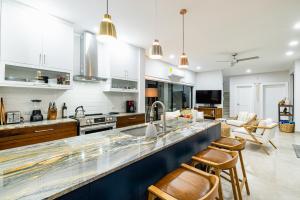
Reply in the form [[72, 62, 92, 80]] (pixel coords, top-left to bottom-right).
[[106, 0, 109, 14], [182, 13, 185, 53], [154, 0, 158, 39]]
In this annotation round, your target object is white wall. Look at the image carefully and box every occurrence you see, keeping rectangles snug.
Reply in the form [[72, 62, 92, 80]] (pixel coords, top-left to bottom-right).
[[229, 71, 290, 117], [194, 70, 223, 107], [0, 35, 140, 121], [293, 61, 300, 132], [145, 58, 196, 85]]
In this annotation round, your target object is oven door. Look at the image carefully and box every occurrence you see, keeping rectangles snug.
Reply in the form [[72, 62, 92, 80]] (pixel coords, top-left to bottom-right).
[[79, 123, 116, 135]]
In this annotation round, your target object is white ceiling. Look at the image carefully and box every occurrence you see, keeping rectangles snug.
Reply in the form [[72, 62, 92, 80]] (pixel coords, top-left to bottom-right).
[[19, 0, 300, 75]]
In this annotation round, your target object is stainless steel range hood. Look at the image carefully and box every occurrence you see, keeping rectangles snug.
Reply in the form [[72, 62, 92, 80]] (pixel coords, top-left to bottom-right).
[[74, 32, 107, 82]]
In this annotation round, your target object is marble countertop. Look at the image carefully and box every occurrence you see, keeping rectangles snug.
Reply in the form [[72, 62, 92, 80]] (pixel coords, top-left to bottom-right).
[[0, 119, 219, 200], [0, 118, 77, 131]]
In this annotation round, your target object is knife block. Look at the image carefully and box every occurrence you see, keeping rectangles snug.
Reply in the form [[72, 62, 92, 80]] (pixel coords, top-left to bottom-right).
[[47, 108, 57, 120]]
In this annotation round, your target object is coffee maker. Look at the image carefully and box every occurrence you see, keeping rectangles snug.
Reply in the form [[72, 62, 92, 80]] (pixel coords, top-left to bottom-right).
[[30, 99, 43, 122], [126, 101, 136, 113]]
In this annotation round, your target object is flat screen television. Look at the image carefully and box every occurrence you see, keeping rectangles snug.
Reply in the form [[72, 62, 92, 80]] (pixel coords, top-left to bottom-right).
[[196, 90, 222, 104]]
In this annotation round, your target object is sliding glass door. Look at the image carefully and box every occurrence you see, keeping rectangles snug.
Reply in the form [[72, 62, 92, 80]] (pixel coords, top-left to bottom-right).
[[145, 80, 193, 121]]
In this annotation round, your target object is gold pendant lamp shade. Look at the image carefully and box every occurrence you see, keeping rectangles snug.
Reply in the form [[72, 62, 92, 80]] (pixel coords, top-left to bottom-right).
[[179, 53, 189, 68], [149, 0, 163, 59], [178, 9, 189, 69], [97, 0, 117, 42], [150, 39, 163, 59]]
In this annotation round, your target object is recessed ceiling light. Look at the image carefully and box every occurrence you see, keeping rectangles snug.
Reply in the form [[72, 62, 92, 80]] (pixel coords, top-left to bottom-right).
[[294, 22, 300, 30], [246, 69, 252, 73], [289, 40, 299, 47], [169, 54, 175, 59], [196, 66, 201, 70], [93, 27, 98, 33], [286, 51, 294, 56]]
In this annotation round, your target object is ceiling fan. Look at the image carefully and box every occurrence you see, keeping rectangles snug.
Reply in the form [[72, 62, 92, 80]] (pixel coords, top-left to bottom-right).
[[217, 53, 259, 67]]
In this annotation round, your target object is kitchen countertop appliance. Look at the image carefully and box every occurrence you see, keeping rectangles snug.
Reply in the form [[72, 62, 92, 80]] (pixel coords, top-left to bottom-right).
[[30, 100, 43, 122], [126, 100, 136, 113], [72, 112, 117, 135], [6, 111, 21, 124]]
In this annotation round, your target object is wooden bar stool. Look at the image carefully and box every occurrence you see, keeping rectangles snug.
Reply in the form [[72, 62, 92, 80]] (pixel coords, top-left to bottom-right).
[[148, 163, 219, 200], [192, 146, 242, 200], [211, 137, 250, 196]]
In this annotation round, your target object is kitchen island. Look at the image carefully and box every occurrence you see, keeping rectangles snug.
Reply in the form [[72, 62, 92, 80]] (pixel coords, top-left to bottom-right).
[[0, 119, 220, 200]]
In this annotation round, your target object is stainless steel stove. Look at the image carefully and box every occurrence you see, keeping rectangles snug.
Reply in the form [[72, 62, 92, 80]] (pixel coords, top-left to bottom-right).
[[74, 113, 117, 135]]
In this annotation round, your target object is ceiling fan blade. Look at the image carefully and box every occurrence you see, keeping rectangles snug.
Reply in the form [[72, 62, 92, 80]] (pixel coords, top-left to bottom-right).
[[237, 56, 259, 62], [216, 61, 231, 62]]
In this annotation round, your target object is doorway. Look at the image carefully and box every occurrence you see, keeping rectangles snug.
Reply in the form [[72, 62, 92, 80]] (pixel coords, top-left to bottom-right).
[[234, 84, 254, 114], [261, 82, 288, 121]]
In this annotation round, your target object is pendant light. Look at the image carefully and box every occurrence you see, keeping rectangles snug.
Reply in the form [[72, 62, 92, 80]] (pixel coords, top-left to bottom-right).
[[97, 0, 117, 42], [178, 9, 189, 69], [149, 0, 163, 59]]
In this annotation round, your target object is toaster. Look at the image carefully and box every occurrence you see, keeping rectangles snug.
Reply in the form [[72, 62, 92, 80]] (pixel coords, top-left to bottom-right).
[[6, 111, 21, 124]]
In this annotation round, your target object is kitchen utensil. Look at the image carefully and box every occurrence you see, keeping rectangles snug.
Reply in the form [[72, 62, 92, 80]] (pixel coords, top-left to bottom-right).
[[0, 99, 2, 125], [0, 98, 6, 125], [6, 111, 21, 124], [30, 99, 43, 122]]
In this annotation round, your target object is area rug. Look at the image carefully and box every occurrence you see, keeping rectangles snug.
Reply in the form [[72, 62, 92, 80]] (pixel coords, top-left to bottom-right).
[[292, 144, 300, 158]]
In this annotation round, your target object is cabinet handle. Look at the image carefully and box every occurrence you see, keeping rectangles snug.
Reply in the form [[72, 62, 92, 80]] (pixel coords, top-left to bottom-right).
[[34, 128, 54, 133], [39, 54, 42, 65], [128, 117, 136, 120], [44, 54, 46, 64]]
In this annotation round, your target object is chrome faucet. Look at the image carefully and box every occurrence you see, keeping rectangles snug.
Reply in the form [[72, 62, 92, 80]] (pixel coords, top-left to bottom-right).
[[150, 101, 166, 133], [75, 106, 85, 119]]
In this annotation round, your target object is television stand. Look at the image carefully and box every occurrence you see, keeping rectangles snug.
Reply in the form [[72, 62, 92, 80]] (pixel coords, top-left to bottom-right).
[[195, 106, 223, 120]]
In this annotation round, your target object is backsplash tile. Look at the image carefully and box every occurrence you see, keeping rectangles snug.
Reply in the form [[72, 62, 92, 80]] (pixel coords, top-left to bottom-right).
[[0, 82, 137, 121]]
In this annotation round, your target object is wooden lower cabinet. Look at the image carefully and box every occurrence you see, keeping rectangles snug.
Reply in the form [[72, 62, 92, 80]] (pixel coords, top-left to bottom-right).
[[0, 122, 77, 150], [196, 107, 223, 120], [116, 114, 145, 128]]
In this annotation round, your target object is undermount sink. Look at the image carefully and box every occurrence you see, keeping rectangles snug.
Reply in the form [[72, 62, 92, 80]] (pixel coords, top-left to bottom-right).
[[121, 124, 172, 138]]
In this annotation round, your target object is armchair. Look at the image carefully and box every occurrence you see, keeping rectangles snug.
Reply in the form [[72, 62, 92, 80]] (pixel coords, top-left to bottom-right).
[[226, 112, 257, 129], [232, 119, 278, 155]]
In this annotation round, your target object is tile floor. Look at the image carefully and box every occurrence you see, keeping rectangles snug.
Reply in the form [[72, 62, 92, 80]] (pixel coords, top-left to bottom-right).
[[222, 131, 300, 200]]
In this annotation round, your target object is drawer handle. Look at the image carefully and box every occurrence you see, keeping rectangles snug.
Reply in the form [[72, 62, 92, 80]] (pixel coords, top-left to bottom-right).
[[128, 117, 137, 120], [34, 129, 54, 133]]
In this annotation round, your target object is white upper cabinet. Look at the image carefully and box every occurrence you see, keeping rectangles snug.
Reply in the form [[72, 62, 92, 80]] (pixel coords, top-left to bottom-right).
[[145, 58, 170, 80], [103, 41, 139, 81], [0, 0, 74, 72], [1, 1, 42, 66], [42, 16, 73, 71]]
